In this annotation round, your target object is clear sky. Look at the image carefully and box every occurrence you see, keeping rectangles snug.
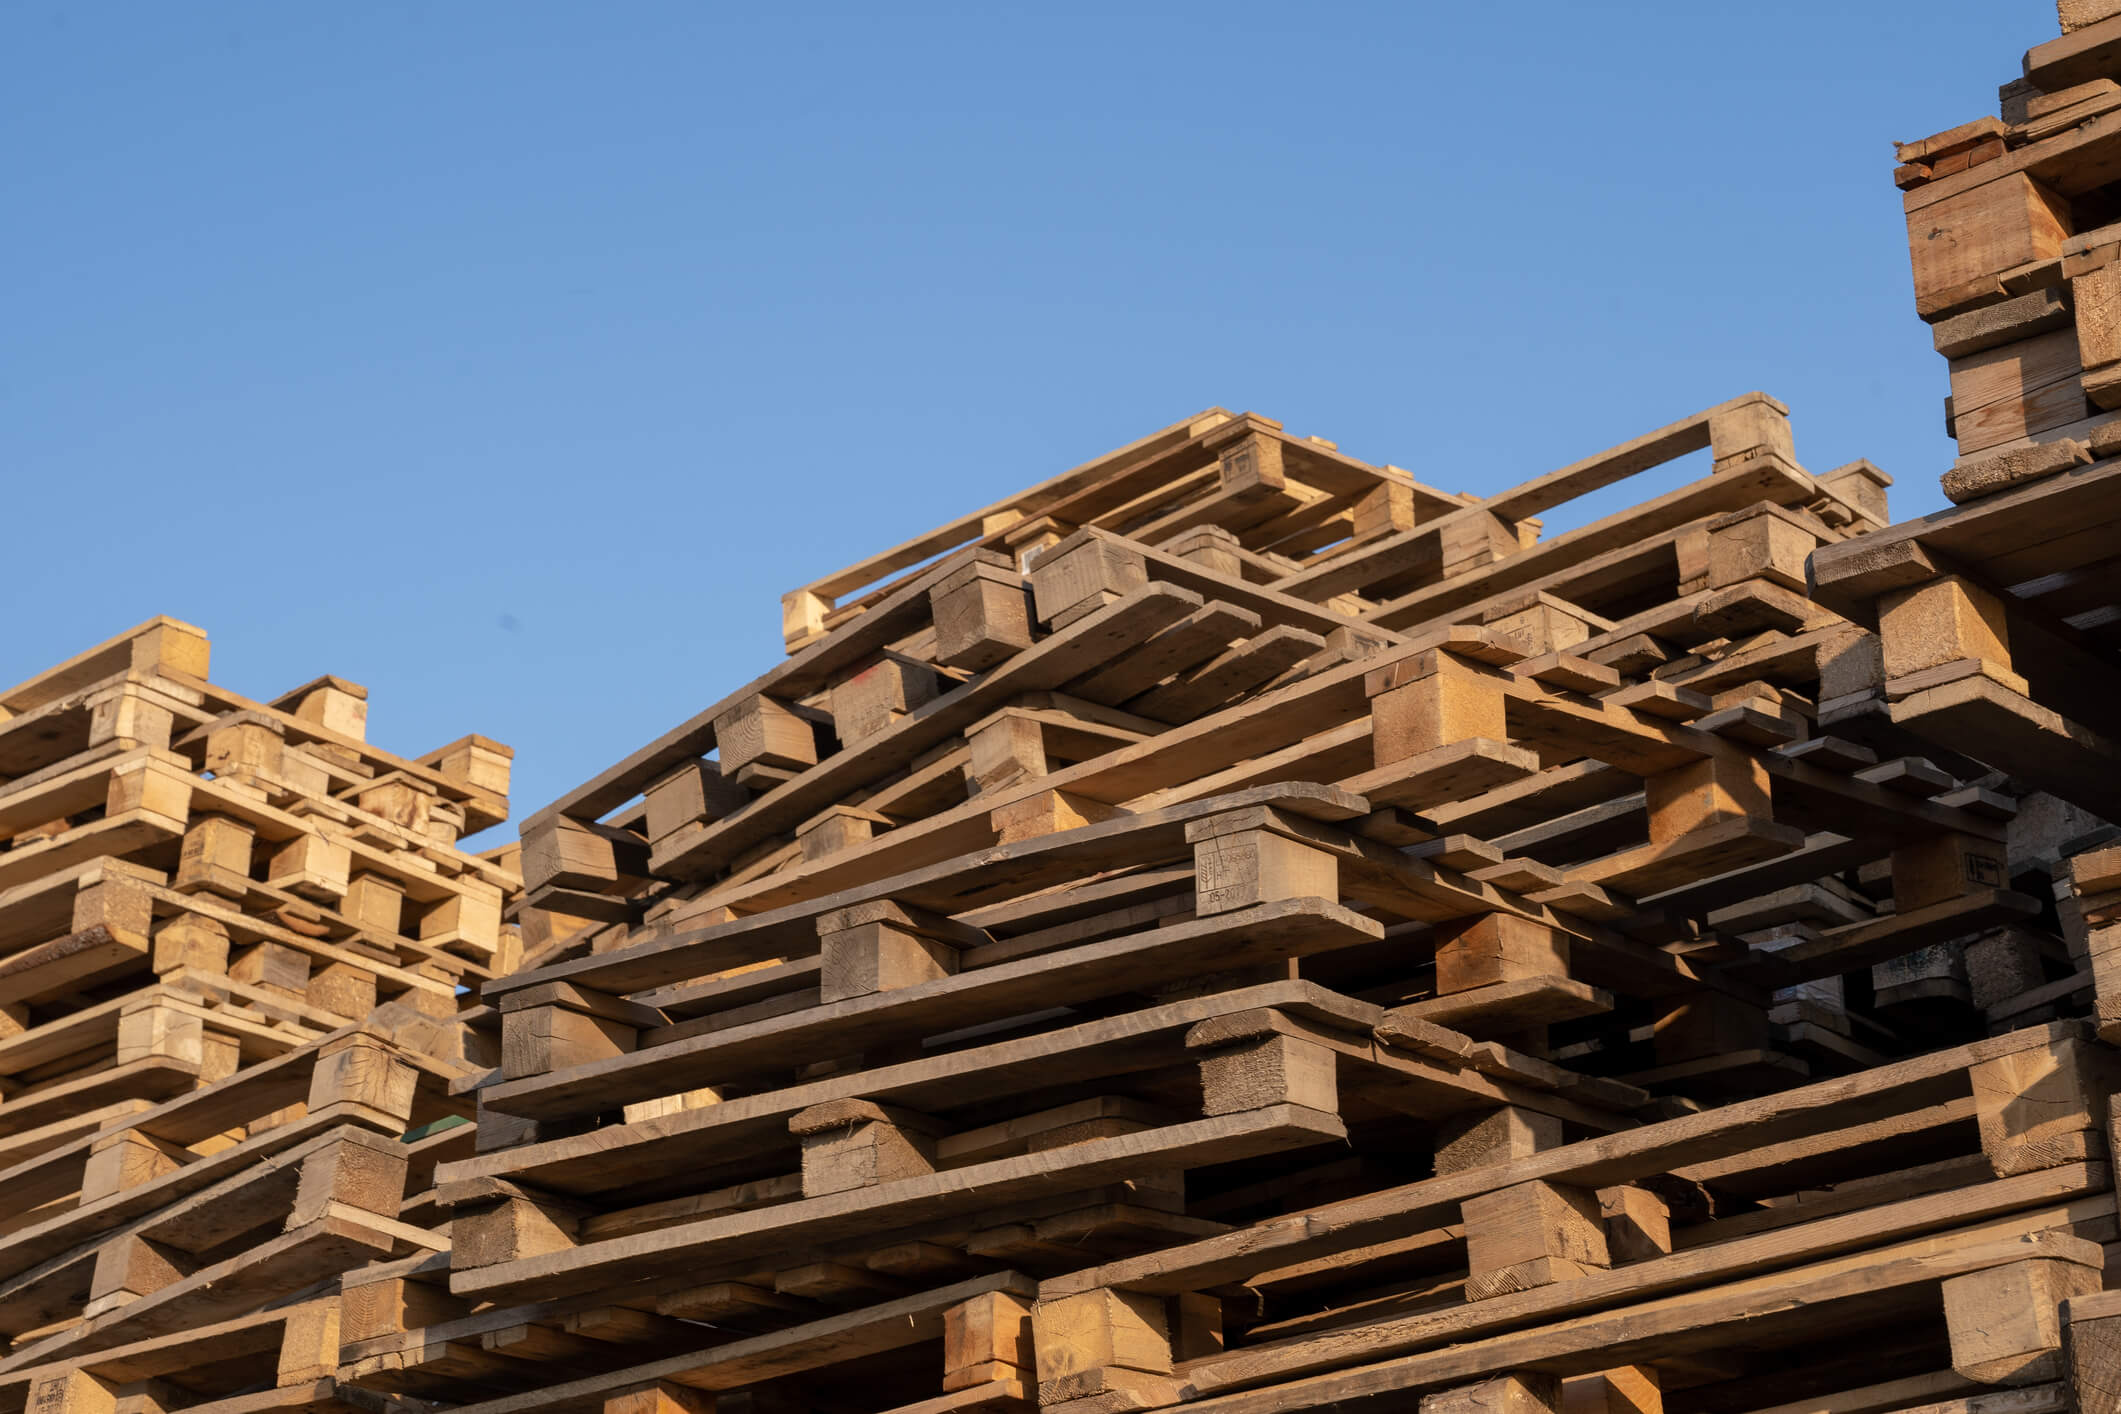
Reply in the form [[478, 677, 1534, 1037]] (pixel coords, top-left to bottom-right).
[[1, 2, 2057, 846]]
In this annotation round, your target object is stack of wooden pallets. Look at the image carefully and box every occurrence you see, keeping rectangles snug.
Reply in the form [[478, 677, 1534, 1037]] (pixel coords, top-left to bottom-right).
[[370, 345, 2113, 1411], [0, 1025, 472, 1414], [0, 618, 519, 1412], [1811, 0, 2121, 833], [10, 5, 2121, 1412]]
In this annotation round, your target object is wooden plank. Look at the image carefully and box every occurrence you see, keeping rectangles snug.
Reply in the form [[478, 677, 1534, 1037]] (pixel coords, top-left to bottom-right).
[[648, 584, 1205, 882], [481, 900, 1381, 1120], [439, 980, 1350, 1198], [1174, 1220, 2102, 1410], [795, 410, 1226, 604], [1366, 455, 1821, 631], [1184, 1166, 2100, 1398], [486, 783, 1364, 1002], [1038, 1022, 2084, 1297], [451, 1106, 1345, 1304], [0, 619, 208, 719], [441, 1273, 1037, 1414]]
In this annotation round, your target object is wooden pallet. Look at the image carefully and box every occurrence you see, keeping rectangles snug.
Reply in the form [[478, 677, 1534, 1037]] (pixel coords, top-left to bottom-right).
[[0, 1022, 468, 1413], [412, 363, 2113, 1410], [0, 619, 516, 1409]]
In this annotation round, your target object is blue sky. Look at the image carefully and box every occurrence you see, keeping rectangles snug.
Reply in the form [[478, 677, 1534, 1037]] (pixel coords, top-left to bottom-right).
[[1, 2, 2053, 845]]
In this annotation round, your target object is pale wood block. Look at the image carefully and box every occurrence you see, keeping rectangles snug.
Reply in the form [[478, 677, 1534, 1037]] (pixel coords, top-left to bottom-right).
[[1944, 1256, 2101, 1384], [1173, 1291, 1223, 1363], [713, 693, 818, 776], [1485, 597, 1598, 657], [342, 1275, 470, 1342], [522, 813, 649, 894], [1354, 480, 1415, 538], [1198, 1032, 1338, 1115], [89, 1232, 187, 1310], [2066, 1293, 2121, 1414], [307, 960, 378, 1019], [1217, 430, 1288, 497], [86, 683, 176, 752], [1972, 1035, 2116, 1176], [27, 1370, 118, 1414], [1949, 327, 2084, 438], [830, 653, 944, 744], [307, 1033, 419, 1120], [291, 1130, 409, 1223], [175, 815, 255, 898], [274, 1300, 341, 1385], [1644, 753, 1771, 845], [2094, 944, 2121, 1045], [988, 787, 1121, 845], [266, 832, 351, 904], [1893, 831, 2009, 912], [1955, 371, 2091, 455], [644, 761, 747, 844], [228, 940, 311, 999], [795, 804, 886, 862], [1433, 1106, 1561, 1176], [1708, 393, 1796, 466], [1564, 1368, 1661, 1414], [1028, 536, 1147, 625], [114, 1381, 186, 1414], [1706, 505, 1819, 592], [819, 918, 959, 1003], [1819, 459, 1893, 522], [454, 1192, 583, 1269], [1598, 1188, 1672, 1264], [782, 588, 830, 649], [1440, 511, 1519, 575], [966, 711, 1049, 796], [1461, 1180, 1610, 1300], [1423, 1373, 1562, 1414], [622, 1086, 722, 1124], [203, 719, 283, 788], [420, 883, 504, 953], [276, 743, 333, 797], [944, 1290, 1035, 1391], [127, 618, 210, 679], [1433, 914, 1569, 994], [1369, 654, 1507, 765], [427, 733, 513, 796], [502, 1003, 638, 1078], [358, 778, 435, 833], [1032, 1288, 1172, 1385], [106, 756, 191, 823], [791, 1099, 941, 1196], [1878, 574, 2014, 681], [1674, 524, 1712, 595], [2061, 0, 2121, 31], [1908, 174, 2072, 319], [74, 875, 155, 950], [79, 1129, 188, 1204], [115, 998, 202, 1066], [1193, 825, 1338, 915], [931, 558, 1034, 672], [200, 1030, 241, 1086], [1164, 524, 1246, 577], [342, 872, 406, 935], [290, 677, 368, 741], [603, 1385, 715, 1414]]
